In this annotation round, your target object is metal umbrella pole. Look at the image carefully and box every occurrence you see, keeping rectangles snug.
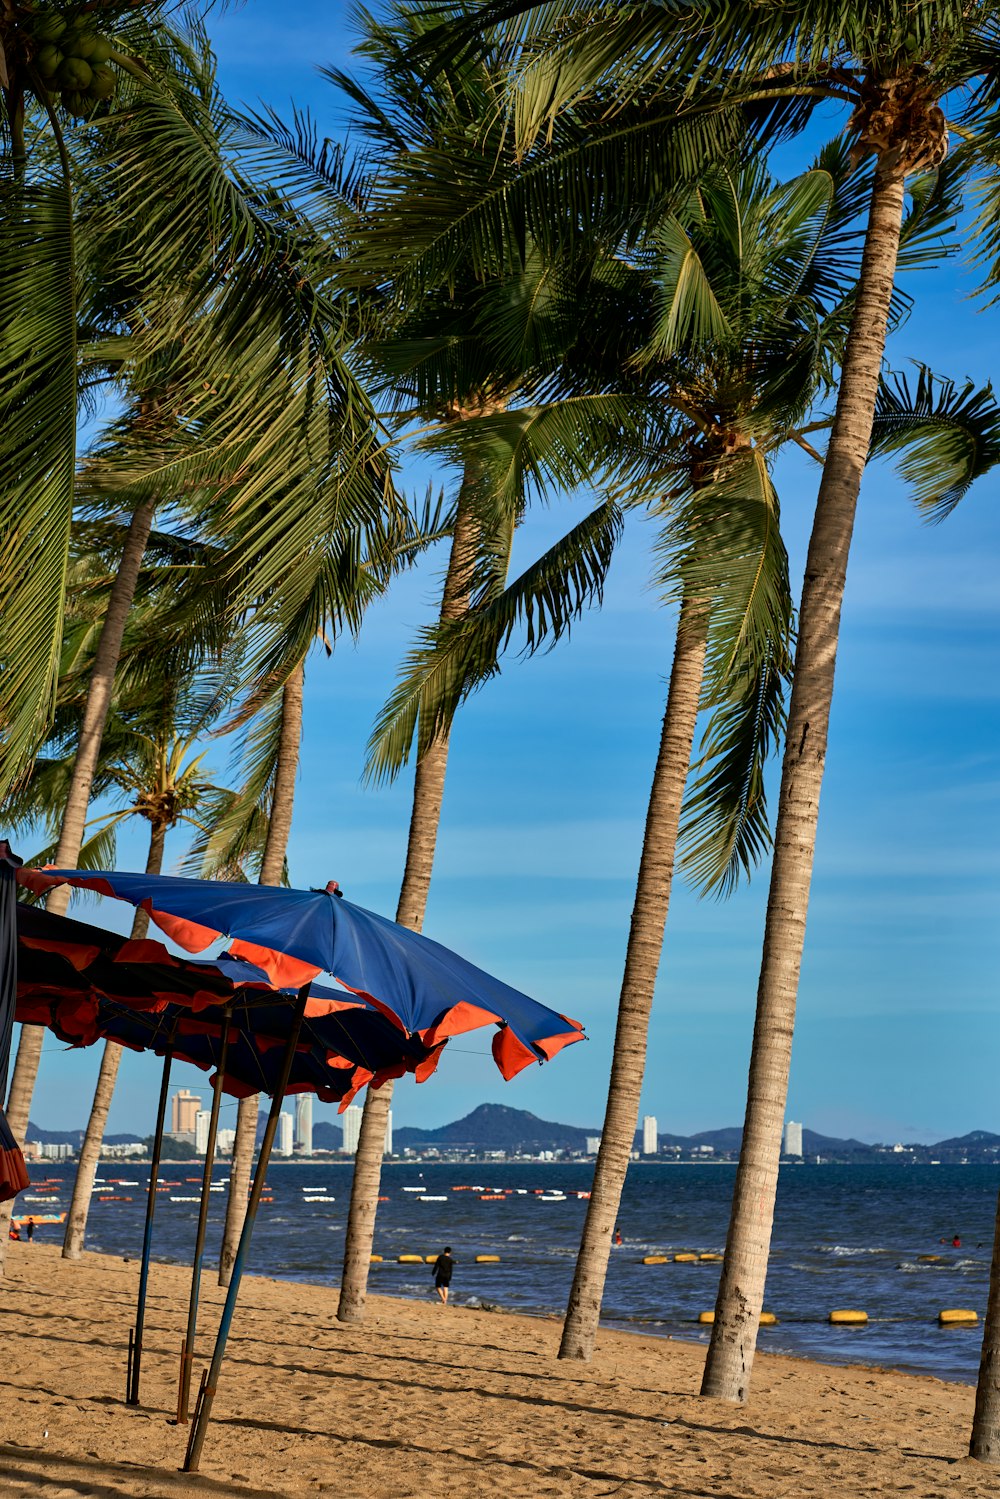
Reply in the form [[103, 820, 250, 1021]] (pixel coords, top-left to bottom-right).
[[183, 986, 308, 1473], [127, 1030, 175, 1406], [177, 1003, 233, 1424]]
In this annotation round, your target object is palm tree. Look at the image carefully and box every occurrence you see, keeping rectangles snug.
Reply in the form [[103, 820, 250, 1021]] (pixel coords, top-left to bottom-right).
[[382, 148, 877, 1359], [236, 1, 620, 1324], [421, 0, 1000, 1402], [1, 21, 403, 1241], [217, 662, 304, 1287]]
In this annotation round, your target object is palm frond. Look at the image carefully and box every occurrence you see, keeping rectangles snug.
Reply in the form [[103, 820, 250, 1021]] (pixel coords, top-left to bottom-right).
[[664, 448, 794, 895], [365, 497, 624, 783], [0, 172, 77, 792], [869, 365, 1000, 521]]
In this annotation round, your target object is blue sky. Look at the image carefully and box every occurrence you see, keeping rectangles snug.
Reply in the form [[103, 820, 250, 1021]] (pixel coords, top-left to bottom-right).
[[28, 3, 1000, 1144]]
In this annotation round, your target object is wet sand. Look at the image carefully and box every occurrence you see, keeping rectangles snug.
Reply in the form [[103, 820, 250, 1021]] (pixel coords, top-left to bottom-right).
[[0, 1242, 994, 1497]]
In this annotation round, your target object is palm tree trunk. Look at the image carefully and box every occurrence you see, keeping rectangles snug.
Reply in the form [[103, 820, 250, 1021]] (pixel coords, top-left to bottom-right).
[[337, 474, 481, 1325], [62, 818, 167, 1260], [0, 497, 156, 1268], [218, 662, 304, 1286], [559, 599, 708, 1360], [971, 1185, 1000, 1459], [700, 162, 907, 1404]]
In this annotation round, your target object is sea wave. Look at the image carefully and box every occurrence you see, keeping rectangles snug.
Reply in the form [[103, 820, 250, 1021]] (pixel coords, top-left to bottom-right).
[[816, 1244, 891, 1256]]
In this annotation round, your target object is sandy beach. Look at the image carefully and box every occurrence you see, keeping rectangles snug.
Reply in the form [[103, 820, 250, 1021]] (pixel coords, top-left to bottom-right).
[[0, 1244, 995, 1498]]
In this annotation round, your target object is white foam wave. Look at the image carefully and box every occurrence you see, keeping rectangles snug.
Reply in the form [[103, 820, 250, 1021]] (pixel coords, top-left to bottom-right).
[[817, 1244, 889, 1257]]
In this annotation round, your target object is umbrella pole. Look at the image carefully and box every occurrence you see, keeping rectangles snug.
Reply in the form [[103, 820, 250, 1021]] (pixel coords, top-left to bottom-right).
[[177, 1004, 233, 1425], [127, 1038, 173, 1407], [183, 986, 307, 1473]]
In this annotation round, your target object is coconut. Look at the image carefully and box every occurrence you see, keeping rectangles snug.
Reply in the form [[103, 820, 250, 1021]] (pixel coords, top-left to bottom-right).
[[73, 32, 99, 59], [58, 56, 93, 90], [89, 37, 113, 64], [34, 15, 68, 42], [89, 65, 115, 100], [61, 90, 87, 115], [35, 44, 63, 78]]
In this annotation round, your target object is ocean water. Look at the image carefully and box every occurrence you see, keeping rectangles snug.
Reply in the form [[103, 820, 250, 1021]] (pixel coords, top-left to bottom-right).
[[22, 1160, 998, 1385]]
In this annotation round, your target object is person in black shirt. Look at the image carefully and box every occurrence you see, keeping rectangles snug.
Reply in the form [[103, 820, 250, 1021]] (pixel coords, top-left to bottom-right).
[[432, 1246, 454, 1305]]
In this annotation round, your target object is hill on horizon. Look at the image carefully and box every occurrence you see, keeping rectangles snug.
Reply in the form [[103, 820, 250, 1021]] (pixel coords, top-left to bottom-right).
[[394, 1103, 599, 1152]]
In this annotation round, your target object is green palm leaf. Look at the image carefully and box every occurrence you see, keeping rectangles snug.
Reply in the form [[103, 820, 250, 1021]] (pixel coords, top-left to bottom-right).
[[365, 497, 624, 782], [0, 171, 77, 792], [869, 365, 1000, 521]]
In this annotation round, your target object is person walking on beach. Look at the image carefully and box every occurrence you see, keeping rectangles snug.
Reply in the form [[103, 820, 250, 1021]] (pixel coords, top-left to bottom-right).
[[25, 1218, 34, 1243], [432, 1247, 454, 1305]]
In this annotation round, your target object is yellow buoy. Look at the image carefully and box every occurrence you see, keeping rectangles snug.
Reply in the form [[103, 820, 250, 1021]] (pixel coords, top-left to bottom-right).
[[698, 1311, 715, 1324], [642, 1255, 669, 1265], [398, 1254, 424, 1264], [476, 1254, 501, 1263], [699, 1253, 724, 1262], [939, 1309, 978, 1325], [673, 1253, 698, 1263], [918, 1254, 941, 1263], [759, 1312, 778, 1326], [425, 1255, 438, 1263], [829, 1309, 868, 1325], [370, 1254, 383, 1262]]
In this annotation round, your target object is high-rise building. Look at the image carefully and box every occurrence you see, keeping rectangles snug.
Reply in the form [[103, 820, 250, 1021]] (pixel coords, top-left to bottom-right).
[[783, 1120, 803, 1157], [586, 1136, 602, 1155], [342, 1104, 363, 1154], [217, 1128, 236, 1154], [195, 1110, 212, 1155], [277, 1111, 294, 1157], [642, 1115, 658, 1155], [295, 1093, 313, 1155], [171, 1088, 201, 1135], [384, 1109, 393, 1157]]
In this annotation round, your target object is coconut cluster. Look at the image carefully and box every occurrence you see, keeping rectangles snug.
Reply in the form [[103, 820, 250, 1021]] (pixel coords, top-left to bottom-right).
[[31, 11, 117, 116]]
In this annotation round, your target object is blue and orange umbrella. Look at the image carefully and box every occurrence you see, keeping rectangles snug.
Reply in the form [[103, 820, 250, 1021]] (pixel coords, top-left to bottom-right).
[[16, 904, 436, 1105], [18, 867, 584, 1077], [14, 865, 585, 1468]]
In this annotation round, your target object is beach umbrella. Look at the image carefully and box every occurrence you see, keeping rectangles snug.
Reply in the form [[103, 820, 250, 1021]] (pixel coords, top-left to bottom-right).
[[0, 843, 30, 1203], [16, 905, 437, 1099], [16, 868, 585, 1468], [18, 869, 584, 1076], [15, 903, 435, 1411]]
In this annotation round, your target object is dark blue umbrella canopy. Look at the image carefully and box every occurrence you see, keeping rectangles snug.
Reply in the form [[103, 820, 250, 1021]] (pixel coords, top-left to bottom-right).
[[16, 904, 435, 1102], [20, 868, 584, 1078]]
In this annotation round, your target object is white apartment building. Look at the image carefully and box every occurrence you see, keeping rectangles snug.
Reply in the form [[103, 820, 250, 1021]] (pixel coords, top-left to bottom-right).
[[195, 1110, 212, 1155], [642, 1115, 658, 1155], [295, 1093, 313, 1155], [783, 1120, 803, 1157], [341, 1104, 392, 1155], [342, 1105, 363, 1154], [276, 1111, 294, 1157]]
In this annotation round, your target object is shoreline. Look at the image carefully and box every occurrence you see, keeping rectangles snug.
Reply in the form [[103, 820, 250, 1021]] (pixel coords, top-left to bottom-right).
[[0, 1243, 997, 1497]]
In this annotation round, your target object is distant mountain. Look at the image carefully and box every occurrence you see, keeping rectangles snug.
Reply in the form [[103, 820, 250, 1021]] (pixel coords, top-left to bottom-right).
[[28, 1108, 1000, 1161], [687, 1128, 744, 1153], [395, 1104, 599, 1153], [26, 1122, 142, 1146], [802, 1129, 875, 1158], [931, 1131, 1000, 1152]]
